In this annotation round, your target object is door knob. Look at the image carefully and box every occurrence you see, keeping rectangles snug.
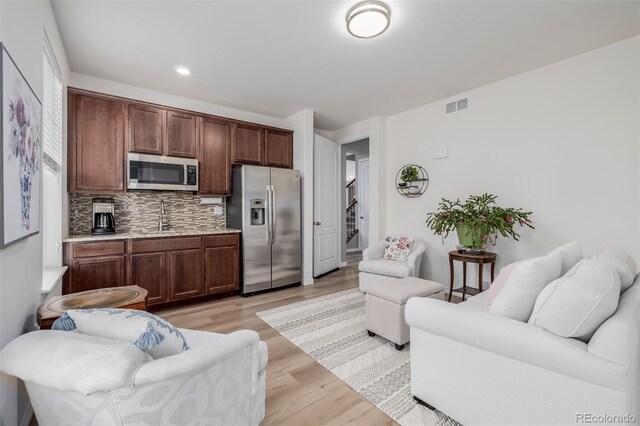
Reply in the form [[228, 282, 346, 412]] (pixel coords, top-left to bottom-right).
[[314, 221, 322, 226]]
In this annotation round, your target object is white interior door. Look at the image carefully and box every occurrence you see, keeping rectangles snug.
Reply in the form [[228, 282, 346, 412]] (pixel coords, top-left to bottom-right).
[[357, 158, 370, 250], [313, 134, 340, 277]]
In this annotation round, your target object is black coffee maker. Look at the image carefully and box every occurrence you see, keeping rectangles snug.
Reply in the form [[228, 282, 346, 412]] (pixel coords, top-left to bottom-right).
[[91, 198, 116, 235]]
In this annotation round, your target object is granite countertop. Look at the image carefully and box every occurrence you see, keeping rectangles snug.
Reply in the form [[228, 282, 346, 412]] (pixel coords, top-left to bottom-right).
[[63, 228, 241, 243]]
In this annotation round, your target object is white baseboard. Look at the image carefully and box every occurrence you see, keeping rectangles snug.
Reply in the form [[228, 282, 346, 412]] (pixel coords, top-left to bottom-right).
[[303, 278, 314, 286], [346, 248, 361, 253], [340, 261, 348, 267]]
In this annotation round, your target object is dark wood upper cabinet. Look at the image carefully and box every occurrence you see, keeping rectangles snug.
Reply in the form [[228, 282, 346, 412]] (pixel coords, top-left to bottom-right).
[[128, 103, 165, 155], [166, 110, 197, 158], [69, 92, 125, 193], [265, 128, 293, 168], [199, 117, 232, 195], [232, 123, 264, 165]]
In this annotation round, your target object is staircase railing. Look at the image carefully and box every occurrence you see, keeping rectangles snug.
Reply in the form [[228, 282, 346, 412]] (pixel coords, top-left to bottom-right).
[[346, 179, 358, 243]]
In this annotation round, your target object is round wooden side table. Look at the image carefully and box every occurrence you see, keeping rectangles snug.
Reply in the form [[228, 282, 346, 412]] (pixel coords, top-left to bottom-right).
[[37, 285, 148, 330], [448, 251, 497, 302]]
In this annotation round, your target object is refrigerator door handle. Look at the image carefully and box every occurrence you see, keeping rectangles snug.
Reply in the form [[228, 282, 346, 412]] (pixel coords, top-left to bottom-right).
[[271, 186, 276, 245], [266, 185, 272, 245]]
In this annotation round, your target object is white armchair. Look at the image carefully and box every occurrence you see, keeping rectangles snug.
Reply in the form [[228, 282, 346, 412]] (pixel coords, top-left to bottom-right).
[[359, 239, 427, 292], [1, 328, 267, 426]]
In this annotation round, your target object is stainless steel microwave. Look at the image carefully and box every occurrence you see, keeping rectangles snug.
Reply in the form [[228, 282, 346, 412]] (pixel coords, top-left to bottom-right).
[[127, 153, 198, 191]]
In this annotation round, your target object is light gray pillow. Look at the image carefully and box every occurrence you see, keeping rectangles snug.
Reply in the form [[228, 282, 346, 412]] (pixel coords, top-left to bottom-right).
[[548, 241, 582, 276], [529, 259, 620, 342], [489, 254, 562, 322], [590, 248, 637, 292]]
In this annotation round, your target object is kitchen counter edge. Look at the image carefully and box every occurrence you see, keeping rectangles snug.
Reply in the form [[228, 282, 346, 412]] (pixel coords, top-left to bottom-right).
[[63, 228, 241, 243]]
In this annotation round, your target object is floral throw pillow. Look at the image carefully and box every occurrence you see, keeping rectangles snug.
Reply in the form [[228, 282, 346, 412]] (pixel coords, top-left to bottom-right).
[[383, 236, 415, 262]]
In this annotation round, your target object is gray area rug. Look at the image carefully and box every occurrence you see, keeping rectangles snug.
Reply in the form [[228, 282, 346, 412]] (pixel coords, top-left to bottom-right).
[[256, 288, 460, 426]]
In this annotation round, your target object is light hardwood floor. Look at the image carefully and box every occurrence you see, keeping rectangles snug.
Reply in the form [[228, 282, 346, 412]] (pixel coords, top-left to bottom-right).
[[158, 262, 397, 426]]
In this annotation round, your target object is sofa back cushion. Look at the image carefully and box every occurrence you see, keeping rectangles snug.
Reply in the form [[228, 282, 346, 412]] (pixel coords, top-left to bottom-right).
[[485, 262, 518, 305], [489, 254, 562, 321], [529, 259, 620, 342], [590, 248, 637, 292], [549, 241, 583, 276]]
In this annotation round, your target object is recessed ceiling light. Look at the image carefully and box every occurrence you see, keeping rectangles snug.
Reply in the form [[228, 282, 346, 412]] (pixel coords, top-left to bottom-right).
[[175, 66, 191, 76], [346, 1, 391, 39]]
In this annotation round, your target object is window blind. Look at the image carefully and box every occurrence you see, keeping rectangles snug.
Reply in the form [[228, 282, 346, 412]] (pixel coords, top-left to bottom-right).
[[42, 42, 62, 172]]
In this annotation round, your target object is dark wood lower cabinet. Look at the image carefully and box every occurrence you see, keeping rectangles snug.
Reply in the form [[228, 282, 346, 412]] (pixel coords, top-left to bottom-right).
[[130, 252, 167, 305], [205, 246, 239, 294], [64, 234, 239, 307], [68, 256, 126, 294], [169, 249, 203, 299]]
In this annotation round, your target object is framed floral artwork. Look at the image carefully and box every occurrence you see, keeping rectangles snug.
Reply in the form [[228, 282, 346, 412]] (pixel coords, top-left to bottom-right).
[[1, 43, 42, 248]]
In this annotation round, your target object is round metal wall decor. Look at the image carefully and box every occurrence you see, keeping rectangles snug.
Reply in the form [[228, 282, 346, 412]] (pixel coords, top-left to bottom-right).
[[395, 164, 429, 198]]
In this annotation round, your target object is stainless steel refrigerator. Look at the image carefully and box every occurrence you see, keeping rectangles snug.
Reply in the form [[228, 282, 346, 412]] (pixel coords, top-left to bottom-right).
[[227, 165, 301, 295]]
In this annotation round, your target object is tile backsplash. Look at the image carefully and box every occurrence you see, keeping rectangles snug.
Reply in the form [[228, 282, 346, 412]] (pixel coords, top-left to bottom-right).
[[69, 192, 226, 235]]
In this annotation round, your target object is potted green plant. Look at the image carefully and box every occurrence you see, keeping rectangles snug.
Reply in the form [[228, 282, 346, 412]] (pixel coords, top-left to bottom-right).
[[400, 165, 419, 183], [425, 193, 534, 248]]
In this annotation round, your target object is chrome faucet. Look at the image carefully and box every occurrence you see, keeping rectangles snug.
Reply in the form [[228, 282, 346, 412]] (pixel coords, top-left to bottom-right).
[[158, 200, 169, 231]]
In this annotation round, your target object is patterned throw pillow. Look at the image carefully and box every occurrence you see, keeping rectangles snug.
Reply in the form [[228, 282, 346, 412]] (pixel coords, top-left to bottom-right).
[[383, 236, 415, 262], [52, 308, 190, 359]]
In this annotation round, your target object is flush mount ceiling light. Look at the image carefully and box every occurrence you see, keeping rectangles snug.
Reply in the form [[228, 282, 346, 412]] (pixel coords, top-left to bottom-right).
[[346, 1, 391, 39], [175, 66, 192, 76]]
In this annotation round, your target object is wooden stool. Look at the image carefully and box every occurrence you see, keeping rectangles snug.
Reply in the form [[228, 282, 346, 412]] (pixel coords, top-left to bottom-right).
[[37, 285, 148, 330]]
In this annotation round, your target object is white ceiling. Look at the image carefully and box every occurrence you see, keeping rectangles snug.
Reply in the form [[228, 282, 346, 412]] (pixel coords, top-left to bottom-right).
[[51, 1, 640, 131]]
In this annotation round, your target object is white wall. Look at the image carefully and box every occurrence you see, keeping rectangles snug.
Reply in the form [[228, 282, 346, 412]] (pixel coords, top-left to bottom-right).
[[0, 1, 70, 425], [286, 109, 315, 285], [385, 36, 640, 289]]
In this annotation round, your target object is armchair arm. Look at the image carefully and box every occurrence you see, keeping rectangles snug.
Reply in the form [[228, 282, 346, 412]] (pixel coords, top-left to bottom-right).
[[134, 330, 260, 386], [406, 242, 426, 276], [405, 297, 627, 391], [363, 240, 385, 260]]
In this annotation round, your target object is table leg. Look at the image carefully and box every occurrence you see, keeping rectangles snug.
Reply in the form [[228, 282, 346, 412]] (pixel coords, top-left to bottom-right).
[[462, 261, 467, 301], [448, 257, 454, 302], [491, 261, 495, 282], [478, 259, 484, 293]]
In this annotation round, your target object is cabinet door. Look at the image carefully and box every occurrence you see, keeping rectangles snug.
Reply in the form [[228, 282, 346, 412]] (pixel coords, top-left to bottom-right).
[[205, 246, 239, 294], [199, 117, 232, 195], [232, 123, 264, 165], [69, 255, 126, 293], [169, 249, 203, 299], [128, 103, 165, 155], [130, 252, 167, 305], [265, 129, 293, 168], [70, 92, 125, 192], [166, 111, 197, 158]]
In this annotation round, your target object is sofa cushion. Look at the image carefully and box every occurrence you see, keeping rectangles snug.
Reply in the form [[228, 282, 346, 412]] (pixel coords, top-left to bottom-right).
[[590, 248, 637, 292], [359, 259, 411, 278], [383, 236, 414, 262], [489, 254, 562, 321], [54, 308, 190, 359], [0, 330, 150, 395], [529, 259, 620, 342], [549, 241, 583, 275], [485, 262, 518, 305]]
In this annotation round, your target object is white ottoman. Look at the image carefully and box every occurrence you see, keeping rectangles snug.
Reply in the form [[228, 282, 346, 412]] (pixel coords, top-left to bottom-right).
[[365, 277, 444, 350]]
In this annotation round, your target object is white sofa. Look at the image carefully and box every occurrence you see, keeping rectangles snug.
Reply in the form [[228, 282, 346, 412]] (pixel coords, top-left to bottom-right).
[[1, 328, 267, 426], [359, 239, 427, 292], [405, 275, 640, 425]]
